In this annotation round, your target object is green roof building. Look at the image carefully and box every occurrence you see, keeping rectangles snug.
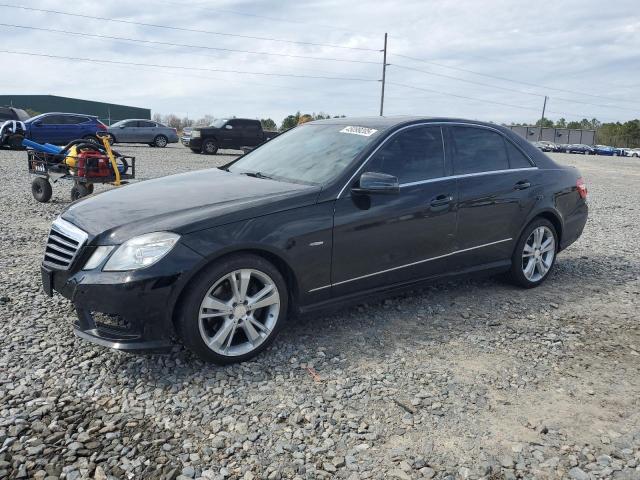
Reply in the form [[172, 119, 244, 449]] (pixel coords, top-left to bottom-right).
[[0, 95, 150, 125]]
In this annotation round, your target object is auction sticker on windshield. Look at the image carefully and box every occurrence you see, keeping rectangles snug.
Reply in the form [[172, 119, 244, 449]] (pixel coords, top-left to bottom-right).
[[340, 126, 378, 137]]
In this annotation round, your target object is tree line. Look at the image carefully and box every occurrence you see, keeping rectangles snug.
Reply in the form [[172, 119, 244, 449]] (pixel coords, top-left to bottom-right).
[[512, 117, 640, 147], [151, 111, 345, 133]]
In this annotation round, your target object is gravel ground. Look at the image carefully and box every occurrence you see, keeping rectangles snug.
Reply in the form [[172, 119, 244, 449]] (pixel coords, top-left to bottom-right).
[[0, 144, 639, 480]]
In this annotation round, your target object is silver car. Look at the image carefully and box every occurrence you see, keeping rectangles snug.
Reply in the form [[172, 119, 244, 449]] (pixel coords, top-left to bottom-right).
[[107, 119, 179, 147]]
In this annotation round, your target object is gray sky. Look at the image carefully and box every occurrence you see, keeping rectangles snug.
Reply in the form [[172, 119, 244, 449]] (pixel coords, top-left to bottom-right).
[[1, 0, 639, 125]]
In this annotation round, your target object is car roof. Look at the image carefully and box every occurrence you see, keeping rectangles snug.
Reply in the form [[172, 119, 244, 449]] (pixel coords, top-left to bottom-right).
[[308, 115, 511, 132], [30, 112, 97, 119]]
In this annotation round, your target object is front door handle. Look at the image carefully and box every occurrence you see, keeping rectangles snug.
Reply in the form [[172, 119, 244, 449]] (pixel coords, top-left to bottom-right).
[[514, 180, 531, 190], [430, 194, 453, 207]]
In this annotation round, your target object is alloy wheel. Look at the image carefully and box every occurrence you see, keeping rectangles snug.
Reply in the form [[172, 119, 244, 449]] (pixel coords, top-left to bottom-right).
[[198, 269, 280, 357], [521, 226, 555, 282]]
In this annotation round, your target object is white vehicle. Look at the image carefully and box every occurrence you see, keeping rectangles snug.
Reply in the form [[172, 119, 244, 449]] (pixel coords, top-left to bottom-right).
[[629, 149, 640, 158]]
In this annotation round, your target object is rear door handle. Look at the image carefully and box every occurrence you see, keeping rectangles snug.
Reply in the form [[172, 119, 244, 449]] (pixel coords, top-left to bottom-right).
[[514, 181, 531, 190], [430, 194, 453, 207]]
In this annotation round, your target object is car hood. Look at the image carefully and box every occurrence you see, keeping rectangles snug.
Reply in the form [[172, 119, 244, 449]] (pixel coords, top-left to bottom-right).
[[62, 169, 320, 244]]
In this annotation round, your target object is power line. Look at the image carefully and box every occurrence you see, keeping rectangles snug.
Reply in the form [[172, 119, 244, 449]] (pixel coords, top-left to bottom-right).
[[387, 81, 618, 120], [391, 62, 640, 113], [0, 50, 378, 82], [393, 53, 639, 105], [390, 63, 545, 99], [0, 23, 381, 65], [0, 3, 380, 52], [387, 81, 542, 112], [158, 0, 380, 36]]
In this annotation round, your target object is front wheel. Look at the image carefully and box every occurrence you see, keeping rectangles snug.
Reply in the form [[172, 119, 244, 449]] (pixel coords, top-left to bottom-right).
[[177, 254, 288, 364], [509, 219, 558, 288]]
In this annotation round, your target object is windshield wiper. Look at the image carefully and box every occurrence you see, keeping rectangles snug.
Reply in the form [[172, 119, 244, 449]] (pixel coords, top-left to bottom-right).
[[241, 171, 273, 180]]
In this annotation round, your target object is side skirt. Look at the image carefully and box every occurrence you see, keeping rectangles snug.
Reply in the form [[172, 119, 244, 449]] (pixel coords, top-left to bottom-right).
[[297, 260, 511, 316]]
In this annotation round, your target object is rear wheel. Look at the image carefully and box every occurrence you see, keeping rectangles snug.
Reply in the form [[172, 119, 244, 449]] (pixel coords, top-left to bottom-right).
[[509, 218, 557, 288], [70, 183, 91, 201], [202, 139, 218, 155], [154, 135, 168, 148], [177, 254, 287, 364], [31, 177, 52, 203]]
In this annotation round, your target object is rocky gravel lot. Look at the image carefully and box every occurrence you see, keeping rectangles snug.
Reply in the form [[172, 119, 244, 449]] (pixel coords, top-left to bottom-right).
[[1, 144, 639, 480]]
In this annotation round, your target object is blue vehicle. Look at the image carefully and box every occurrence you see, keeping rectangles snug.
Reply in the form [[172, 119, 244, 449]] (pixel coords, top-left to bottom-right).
[[25, 112, 107, 145], [593, 145, 616, 156], [564, 144, 594, 155]]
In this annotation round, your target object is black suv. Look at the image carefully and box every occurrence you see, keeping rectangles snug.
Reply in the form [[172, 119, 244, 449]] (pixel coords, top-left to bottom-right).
[[0, 106, 29, 123], [187, 118, 279, 154]]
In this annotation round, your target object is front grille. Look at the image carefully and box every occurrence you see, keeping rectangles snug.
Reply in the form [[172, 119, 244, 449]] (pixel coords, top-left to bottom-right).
[[43, 218, 88, 270]]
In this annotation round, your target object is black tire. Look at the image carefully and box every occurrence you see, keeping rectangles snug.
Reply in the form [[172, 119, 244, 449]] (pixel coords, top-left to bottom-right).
[[190, 148, 200, 154], [202, 139, 218, 155], [8, 134, 24, 149], [31, 177, 52, 203], [154, 135, 168, 148], [509, 218, 558, 288], [86, 183, 94, 194], [83, 135, 99, 144], [177, 254, 288, 364], [70, 183, 91, 201]]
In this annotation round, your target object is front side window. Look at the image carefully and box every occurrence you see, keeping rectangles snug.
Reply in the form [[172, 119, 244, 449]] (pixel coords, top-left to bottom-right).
[[451, 127, 509, 175], [40, 115, 65, 125], [228, 123, 382, 185], [366, 126, 445, 183]]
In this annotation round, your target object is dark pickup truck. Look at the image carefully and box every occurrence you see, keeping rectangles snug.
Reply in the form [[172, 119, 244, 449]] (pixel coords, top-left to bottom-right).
[[186, 118, 279, 155]]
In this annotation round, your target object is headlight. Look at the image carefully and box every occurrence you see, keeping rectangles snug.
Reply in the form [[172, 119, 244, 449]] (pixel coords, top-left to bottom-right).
[[191, 130, 200, 138], [103, 232, 180, 271]]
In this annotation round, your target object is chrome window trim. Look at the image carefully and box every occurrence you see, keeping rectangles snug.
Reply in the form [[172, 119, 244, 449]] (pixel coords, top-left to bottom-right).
[[308, 237, 512, 292], [337, 121, 536, 199], [399, 167, 537, 188]]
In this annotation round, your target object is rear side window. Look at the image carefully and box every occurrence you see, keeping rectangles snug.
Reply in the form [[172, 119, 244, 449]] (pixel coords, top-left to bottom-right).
[[138, 121, 155, 127], [451, 127, 509, 175], [367, 126, 445, 183], [65, 116, 90, 124], [505, 140, 533, 168]]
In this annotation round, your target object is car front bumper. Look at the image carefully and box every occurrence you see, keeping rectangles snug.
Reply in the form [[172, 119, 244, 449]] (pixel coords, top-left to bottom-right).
[[42, 243, 204, 353]]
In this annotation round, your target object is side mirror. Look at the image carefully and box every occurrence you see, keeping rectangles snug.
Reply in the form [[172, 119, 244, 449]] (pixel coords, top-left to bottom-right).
[[225, 124, 233, 130], [352, 171, 399, 195], [119, 125, 125, 128]]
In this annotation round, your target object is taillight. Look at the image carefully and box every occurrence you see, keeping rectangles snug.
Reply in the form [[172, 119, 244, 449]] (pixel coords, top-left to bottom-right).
[[96, 121, 107, 131], [576, 177, 587, 199]]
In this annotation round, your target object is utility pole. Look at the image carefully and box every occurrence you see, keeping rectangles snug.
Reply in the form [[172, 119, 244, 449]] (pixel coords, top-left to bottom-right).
[[538, 95, 548, 140], [379, 33, 388, 116]]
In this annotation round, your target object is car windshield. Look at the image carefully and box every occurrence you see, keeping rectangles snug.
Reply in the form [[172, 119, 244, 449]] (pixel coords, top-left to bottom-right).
[[111, 120, 125, 127], [227, 123, 382, 185]]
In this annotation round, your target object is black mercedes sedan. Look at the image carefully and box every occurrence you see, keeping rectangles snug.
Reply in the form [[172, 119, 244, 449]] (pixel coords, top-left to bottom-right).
[[41, 117, 588, 364]]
